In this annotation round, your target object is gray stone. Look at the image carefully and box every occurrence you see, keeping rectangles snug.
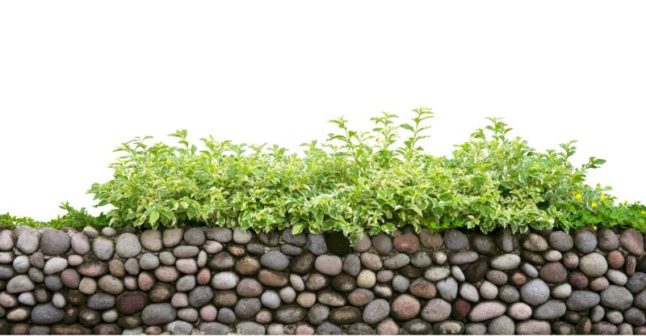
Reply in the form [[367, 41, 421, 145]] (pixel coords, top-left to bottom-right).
[[449, 251, 478, 265], [307, 234, 327, 255], [575, 230, 597, 253], [597, 229, 620, 250], [421, 298, 451, 322], [437, 277, 458, 301], [87, 293, 115, 310], [43, 257, 68, 275], [444, 230, 468, 250], [31, 303, 64, 325], [188, 286, 213, 307], [211, 272, 239, 289], [371, 233, 393, 254], [261, 251, 289, 271], [384, 254, 410, 269], [552, 283, 572, 299], [232, 228, 251, 244], [275, 305, 306, 324], [199, 322, 230, 335], [534, 300, 566, 319], [411, 252, 432, 268], [473, 235, 496, 255], [261, 290, 281, 309], [508, 302, 532, 320], [13, 255, 30, 273], [490, 254, 521, 270], [606, 269, 628, 285], [70, 232, 90, 255], [636, 289, 646, 309], [0, 230, 13, 251], [140, 230, 162, 251], [520, 279, 550, 306], [452, 266, 466, 282], [316, 322, 343, 335], [469, 301, 506, 322], [392, 275, 410, 293], [176, 275, 197, 292], [363, 299, 390, 324], [314, 255, 343, 276], [279, 286, 296, 303], [479, 281, 498, 300], [460, 283, 479, 302], [308, 303, 330, 325], [567, 290, 601, 311], [488, 315, 514, 335], [183, 228, 205, 245], [281, 229, 306, 246], [580, 253, 608, 277], [625, 307, 646, 326], [627, 272, 646, 293], [600, 285, 633, 310], [343, 254, 361, 276], [174, 245, 199, 258], [465, 323, 487, 335], [353, 233, 372, 252], [234, 298, 262, 319], [142, 303, 176, 325], [523, 233, 549, 252], [16, 228, 39, 254], [167, 320, 193, 335], [116, 233, 142, 258], [522, 263, 539, 278], [425, 266, 450, 281], [206, 228, 232, 243], [516, 320, 551, 335], [549, 231, 573, 251], [93, 236, 114, 260], [7, 275, 34, 293], [40, 229, 70, 255], [139, 253, 160, 270]]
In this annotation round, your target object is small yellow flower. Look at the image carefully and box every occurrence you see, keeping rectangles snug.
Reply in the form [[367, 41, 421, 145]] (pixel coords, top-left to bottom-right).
[[600, 192, 606, 201], [575, 193, 582, 200], [591, 202, 597, 208]]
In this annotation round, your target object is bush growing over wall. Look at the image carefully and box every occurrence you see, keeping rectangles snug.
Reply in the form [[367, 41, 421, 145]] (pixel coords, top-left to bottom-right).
[[82, 108, 644, 241]]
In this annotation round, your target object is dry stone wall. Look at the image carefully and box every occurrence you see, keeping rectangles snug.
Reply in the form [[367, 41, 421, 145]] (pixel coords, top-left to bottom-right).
[[0, 225, 645, 335]]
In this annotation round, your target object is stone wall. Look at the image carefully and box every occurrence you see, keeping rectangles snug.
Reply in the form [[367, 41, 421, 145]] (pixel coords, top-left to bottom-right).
[[0, 225, 645, 335]]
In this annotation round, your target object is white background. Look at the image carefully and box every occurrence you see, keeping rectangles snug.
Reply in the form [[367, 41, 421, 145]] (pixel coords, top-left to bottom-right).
[[1, 1, 645, 220]]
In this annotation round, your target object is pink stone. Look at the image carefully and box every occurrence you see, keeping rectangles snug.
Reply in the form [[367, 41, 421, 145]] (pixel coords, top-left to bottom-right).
[[200, 305, 217, 321]]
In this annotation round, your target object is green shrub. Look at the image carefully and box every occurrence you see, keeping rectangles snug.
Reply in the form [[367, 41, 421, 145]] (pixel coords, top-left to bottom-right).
[[85, 108, 644, 241]]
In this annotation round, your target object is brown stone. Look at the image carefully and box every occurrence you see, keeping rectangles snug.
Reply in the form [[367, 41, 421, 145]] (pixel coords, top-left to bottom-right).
[[138, 272, 155, 291], [563, 252, 579, 269], [329, 307, 361, 324], [451, 298, 471, 322], [465, 260, 488, 283], [78, 262, 108, 278], [621, 229, 644, 256], [510, 272, 527, 286], [393, 234, 420, 254], [627, 256, 637, 276], [149, 283, 175, 302], [305, 273, 329, 291], [116, 291, 147, 315], [235, 256, 261, 276], [348, 289, 374, 306], [409, 278, 437, 299], [93, 324, 122, 335], [196, 268, 211, 285], [391, 294, 420, 320], [109, 260, 125, 278], [539, 262, 567, 283], [420, 230, 444, 249], [569, 272, 589, 290], [607, 250, 625, 269], [213, 290, 238, 307], [521, 250, 545, 266], [51, 324, 91, 335], [258, 270, 289, 287], [399, 265, 423, 279], [226, 244, 246, 257]]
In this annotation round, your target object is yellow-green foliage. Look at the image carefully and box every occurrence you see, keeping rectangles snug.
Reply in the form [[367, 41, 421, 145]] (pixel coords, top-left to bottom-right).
[[84, 108, 644, 241]]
